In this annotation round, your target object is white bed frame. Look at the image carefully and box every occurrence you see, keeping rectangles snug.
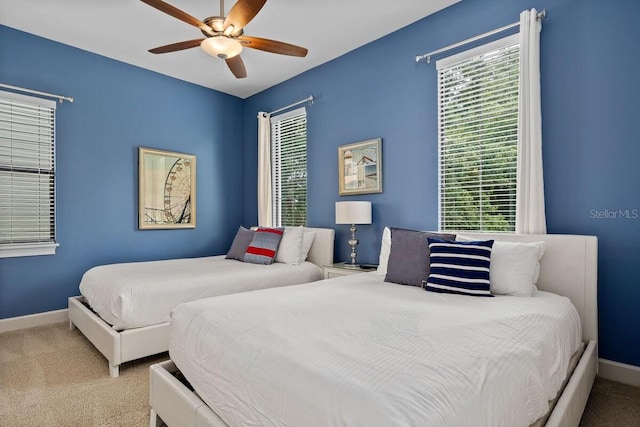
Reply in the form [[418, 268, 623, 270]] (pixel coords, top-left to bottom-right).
[[149, 233, 598, 427], [68, 227, 335, 378]]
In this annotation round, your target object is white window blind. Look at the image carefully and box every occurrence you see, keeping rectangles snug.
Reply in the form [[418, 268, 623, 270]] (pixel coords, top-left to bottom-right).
[[437, 35, 519, 232], [0, 90, 58, 257], [271, 107, 307, 227]]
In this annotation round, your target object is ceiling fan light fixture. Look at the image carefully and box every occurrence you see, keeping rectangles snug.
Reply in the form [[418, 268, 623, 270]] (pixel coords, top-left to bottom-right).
[[201, 36, 243, 59], [141, 0, 308, 79]]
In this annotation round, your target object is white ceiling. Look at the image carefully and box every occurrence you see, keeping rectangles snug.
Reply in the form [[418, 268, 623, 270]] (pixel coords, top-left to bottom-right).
[[0, 0, 459, 99]]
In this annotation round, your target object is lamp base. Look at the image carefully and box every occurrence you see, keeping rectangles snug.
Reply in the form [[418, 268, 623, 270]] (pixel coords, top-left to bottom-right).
[[343, 263, 361, 269]]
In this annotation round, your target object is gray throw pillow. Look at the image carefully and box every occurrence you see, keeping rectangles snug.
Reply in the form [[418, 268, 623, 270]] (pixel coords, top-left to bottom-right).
[[385, 228, 456, 287], [225, 226, 255, 261]]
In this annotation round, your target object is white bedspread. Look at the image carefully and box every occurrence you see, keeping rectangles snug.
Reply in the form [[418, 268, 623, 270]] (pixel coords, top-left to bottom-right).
[[169, 272, 582, 427], [79, 256, 322, 330]]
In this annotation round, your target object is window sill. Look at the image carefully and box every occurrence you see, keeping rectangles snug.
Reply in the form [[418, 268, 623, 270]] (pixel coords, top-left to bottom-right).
[[0, 242, 59, 258]]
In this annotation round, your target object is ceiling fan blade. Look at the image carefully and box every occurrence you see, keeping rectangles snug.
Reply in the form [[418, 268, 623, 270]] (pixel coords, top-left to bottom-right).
[[223, 0, 267, 33], [226, 56, 247, 79], [140, 0, 213, 35], [149, 39, 205, 54], [238, 36, 308, 57]]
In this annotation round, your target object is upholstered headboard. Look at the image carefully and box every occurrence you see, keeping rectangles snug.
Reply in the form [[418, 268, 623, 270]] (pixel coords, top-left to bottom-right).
[[454, 232, 598, 343], [249, 227, 335, 268], [304, 227, 335, 269]]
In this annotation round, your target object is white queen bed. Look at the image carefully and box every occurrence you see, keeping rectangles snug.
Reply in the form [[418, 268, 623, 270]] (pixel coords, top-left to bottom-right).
[[149, 232, 598, 427], [68, 227, 335, 377]]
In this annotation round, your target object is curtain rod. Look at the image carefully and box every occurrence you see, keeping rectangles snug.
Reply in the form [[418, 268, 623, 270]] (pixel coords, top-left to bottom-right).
[[415, 9, 546, 64], [0, 83, 74, 103], [267, 95, 314, 116]]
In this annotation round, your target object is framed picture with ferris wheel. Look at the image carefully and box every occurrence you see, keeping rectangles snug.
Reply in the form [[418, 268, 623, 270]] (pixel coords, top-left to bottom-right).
[[138, 147, 196, 229]]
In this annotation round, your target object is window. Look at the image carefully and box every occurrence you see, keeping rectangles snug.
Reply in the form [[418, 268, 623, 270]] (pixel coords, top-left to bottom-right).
[[437, 34, 519, 232], [271, 107, 307, 227], [0, 90, 58, 258]]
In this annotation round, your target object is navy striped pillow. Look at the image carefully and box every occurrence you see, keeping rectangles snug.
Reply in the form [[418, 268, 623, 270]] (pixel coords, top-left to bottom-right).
[[423, 238, 494, 297]]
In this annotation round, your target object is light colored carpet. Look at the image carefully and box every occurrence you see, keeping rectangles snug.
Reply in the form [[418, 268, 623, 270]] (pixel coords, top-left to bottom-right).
[[1, 322, 640, 426], [0, 322, 168, 427], [579, 376, 640, 426]]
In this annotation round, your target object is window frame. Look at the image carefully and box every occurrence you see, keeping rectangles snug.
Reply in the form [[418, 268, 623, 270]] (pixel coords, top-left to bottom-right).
[[270, 106, 308, 227], [0, 90, 59, 258], [436, 34, 520, 233]]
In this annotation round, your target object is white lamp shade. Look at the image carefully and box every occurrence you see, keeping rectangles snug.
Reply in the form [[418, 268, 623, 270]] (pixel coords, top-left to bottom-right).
[[335, 201, 372, 225], [201, 36, 243, 59]]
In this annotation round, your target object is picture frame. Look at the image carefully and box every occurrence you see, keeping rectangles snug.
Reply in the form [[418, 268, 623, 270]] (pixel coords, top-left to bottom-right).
[[338, 138, 382, 195], [138, 147, 196, 229]]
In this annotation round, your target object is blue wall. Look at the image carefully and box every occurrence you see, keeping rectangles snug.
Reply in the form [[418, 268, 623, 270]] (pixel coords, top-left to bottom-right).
[[2, 0, 640, 369], [242, 0, 640, 368], [0, 26, 245, 319]]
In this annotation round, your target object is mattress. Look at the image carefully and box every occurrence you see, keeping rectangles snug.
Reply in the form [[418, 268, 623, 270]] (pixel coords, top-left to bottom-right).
[[169, 272, 582, 427], [79, 255, 323, 330]]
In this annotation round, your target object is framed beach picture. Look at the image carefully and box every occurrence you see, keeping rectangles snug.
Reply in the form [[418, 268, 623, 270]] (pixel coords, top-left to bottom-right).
[[138, 147, 196, 229], [338, 138, 382, 195]]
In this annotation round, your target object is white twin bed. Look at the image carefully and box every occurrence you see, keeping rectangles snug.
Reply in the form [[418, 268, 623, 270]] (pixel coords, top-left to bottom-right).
[[149, 232, 598, 427], [68, 227, 335, 377]]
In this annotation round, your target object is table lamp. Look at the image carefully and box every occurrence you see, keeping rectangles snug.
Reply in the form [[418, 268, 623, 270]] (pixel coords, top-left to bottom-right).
[[335, 201, 372, 268]]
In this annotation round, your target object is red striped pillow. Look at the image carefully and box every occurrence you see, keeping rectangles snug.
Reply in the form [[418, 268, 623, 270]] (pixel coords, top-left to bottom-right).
[[244, 227, 285, 265]]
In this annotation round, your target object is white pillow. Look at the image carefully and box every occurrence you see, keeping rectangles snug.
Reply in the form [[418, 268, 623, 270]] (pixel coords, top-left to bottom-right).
[[457, 235, 545, 296], [300, 230, 316, 261], [490, 241, 546, 296], [275, 226, 304, 265], [375, 227, 391, 276]]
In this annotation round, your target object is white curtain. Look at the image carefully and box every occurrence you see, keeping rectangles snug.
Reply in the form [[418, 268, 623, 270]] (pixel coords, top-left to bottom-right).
[[257, 112, 273, 227], [516, 8, 546, 234]]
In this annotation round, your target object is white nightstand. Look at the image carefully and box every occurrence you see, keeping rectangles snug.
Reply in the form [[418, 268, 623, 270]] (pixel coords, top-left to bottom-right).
[[323, 262, 377, 279]]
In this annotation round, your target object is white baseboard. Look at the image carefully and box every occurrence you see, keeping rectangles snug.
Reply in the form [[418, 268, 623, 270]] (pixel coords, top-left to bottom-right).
[[599, 358, 640, 388], [0, 309, 69, 333]]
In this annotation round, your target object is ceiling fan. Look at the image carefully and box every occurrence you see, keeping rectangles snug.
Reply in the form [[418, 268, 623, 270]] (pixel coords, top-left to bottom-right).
[[140, 0, 308, 79]]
